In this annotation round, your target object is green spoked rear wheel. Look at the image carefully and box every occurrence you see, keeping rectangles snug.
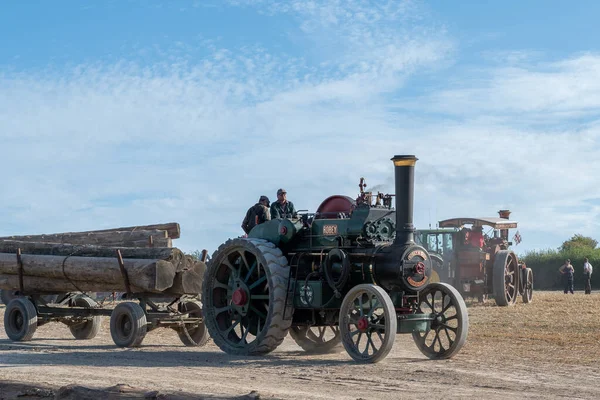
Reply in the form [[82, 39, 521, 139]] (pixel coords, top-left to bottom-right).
[[202, 238, 292, 355]]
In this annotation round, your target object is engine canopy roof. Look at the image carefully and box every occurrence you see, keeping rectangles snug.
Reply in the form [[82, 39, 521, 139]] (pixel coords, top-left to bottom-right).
[[438, 217, 518, 229]]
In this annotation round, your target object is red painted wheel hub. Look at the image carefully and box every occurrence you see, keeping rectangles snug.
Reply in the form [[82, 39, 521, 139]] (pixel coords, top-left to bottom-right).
[[232, 288, 248, 306], [357, 316, 369, 331]]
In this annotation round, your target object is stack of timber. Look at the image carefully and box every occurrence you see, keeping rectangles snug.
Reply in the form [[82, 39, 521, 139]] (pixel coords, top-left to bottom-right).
[[0, 223, 205, 295], [0, 222, 179, 248]]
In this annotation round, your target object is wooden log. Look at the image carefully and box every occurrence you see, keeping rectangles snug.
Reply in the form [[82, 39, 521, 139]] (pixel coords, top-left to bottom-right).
[[0, 222, 181, 240], [166, 258, 206, 295], [0, 274, 148, 294], [0, 253, 176, 292], [0, 236, 172, 248], [80, 222, 181, 239], [0, 240, 183, 263], [0, 230, 167, 245], [128, 238, 172, 248]]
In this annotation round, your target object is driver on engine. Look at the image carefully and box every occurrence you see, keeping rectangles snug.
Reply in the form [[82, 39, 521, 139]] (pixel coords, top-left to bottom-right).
[[270, 188, 298, 219], [470, 225, 485, 249]]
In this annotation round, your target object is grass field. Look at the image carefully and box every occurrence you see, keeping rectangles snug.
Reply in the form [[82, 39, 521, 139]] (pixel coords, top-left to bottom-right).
[[461, 290, 600, 366]]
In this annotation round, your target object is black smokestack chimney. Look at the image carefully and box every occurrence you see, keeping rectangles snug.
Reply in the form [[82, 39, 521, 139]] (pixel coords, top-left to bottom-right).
[[392, 155, 418, 245]]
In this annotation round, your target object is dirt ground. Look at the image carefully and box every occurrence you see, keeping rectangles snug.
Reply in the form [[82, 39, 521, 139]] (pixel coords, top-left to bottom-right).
[[1, 291, 599, 400]]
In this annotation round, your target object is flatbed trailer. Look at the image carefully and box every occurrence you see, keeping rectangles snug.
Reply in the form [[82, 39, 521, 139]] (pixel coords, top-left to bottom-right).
[[3, 292, 208, 347], [1, 249, 209, 348]]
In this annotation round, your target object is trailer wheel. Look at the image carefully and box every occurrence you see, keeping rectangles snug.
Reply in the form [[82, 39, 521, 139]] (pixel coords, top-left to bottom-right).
[[176, 300, 209, 347], [69, 296, 101, 340], [202, 238, 292, 355], [522, 268, 533, 304], [110, 302, 147, 347], [492, 250, 519, 306], [4, 297, 38, 341], [340, 284, 397, 363], [412, 283, 468, 359], [290, 325, 343, 354]]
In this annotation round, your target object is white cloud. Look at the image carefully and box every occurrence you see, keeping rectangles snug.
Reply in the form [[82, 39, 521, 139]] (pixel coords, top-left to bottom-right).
[[1, 1, 599, 256], [0, 0, 449, 255], [389, 53, 600, 252], [407, 53, 600, 122]]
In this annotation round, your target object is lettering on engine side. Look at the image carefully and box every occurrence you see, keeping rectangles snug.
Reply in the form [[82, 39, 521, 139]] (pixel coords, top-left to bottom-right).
[[408, 249, 428, 260], [408, 276, 428, 287], [323, 225, 338, 235]]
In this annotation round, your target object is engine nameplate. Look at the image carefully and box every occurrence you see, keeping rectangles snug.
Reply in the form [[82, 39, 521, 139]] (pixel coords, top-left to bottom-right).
[[323, 225, 338, 235]]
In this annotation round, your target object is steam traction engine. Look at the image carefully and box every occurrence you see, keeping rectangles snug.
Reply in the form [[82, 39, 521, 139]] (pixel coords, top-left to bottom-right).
[[437, 214, 532, 306], [202, 155, 469, 363], [416, 212, 533, 306]]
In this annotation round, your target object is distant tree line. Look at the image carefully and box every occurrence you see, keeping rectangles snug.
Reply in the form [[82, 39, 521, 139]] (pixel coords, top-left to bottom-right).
[[521, 234, 599, 290]]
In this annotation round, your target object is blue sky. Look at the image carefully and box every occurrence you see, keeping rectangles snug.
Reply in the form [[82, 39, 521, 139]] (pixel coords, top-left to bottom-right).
[[2, 0, 600, 257]]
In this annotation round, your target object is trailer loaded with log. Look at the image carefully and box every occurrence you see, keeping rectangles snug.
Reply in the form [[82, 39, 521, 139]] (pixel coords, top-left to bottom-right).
[[0, 223, 209, 348]]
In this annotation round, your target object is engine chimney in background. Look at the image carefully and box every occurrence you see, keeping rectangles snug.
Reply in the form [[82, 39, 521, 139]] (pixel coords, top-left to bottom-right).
[[392, 155, 418, 245], [498, 209, 511, 239]]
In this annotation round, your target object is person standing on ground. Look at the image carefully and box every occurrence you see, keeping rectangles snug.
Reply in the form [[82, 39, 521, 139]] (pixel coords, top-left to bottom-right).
[[559, 259, 575, 294], [583, 257, 593, 295]]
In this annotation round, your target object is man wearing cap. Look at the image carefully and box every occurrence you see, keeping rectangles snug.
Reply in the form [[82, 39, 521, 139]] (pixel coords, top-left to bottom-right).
[[242, 195, 271, 234], [270, 188, 297, 219]]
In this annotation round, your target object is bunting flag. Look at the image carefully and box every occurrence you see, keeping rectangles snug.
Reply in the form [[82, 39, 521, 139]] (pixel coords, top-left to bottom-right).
[[513, 231, 522, 245]]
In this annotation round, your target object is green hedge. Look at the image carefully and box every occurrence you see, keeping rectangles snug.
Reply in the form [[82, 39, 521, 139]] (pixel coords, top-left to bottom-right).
[[520, 248, 598, 291]]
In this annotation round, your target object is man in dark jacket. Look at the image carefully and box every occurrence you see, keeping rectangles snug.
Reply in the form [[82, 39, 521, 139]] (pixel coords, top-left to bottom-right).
[[559, 259, 575, 294], [242, 196, 271, 234], [270, 188, 297, 219]]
